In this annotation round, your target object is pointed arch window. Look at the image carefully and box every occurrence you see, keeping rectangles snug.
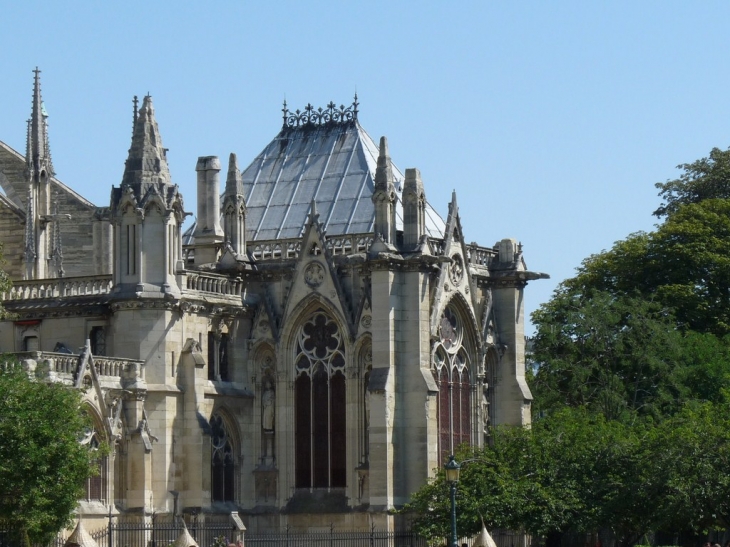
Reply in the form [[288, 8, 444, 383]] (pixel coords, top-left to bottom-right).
[[79, 422, 108, 502], [433, 305, 472, 462], [210, 414, 235, 502], [294, 310, 346, 489]]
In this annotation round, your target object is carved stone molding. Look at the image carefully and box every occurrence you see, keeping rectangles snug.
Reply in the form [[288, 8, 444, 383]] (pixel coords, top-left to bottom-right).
[[304, 261, 325, 288], [450, 254, 464, 285]]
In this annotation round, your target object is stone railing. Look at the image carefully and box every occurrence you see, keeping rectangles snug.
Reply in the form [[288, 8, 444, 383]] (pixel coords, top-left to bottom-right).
[[1, 275, 113, 301], [11, 351, 145, 379], [184, 271, 242, 297], [465, 243, 496, 267], [250, 235, 373, 261], [428, 238, 497, 266], [427, 237, 446, 256]]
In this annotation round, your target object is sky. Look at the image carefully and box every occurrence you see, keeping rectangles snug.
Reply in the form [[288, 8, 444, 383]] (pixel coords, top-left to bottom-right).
[[2, 1, 730, 334]]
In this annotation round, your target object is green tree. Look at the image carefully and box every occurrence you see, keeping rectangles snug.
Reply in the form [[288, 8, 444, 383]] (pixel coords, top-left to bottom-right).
[[654, 147, 730, 217], [406, 404, 730, 546], [649, 397, 730, 533], [558, 199, 730, 336], [405, 410, 660, 547], [0, 365, 99, 545], [531, 291, 686, 420]]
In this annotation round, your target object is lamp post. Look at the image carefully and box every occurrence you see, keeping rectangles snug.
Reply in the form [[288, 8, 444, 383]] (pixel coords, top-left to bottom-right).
[[444, 455, 461, 547]]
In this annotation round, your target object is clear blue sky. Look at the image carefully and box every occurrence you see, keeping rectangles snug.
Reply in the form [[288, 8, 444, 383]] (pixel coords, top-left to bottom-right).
[[2, 1, 730, 333]]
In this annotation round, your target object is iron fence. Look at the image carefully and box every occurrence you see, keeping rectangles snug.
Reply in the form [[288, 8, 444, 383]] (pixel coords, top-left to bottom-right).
[[0, 519, 528, 547]]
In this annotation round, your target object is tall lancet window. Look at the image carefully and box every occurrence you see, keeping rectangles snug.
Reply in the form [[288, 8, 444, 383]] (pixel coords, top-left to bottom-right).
[[79, 419, 108, 502], [433, 305, 472, 462], [294, 310, 346, 489], [210, 414, 236, 502]]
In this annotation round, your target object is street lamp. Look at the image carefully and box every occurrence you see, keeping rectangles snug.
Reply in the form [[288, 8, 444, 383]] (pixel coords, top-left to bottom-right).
[[444, 455, 461, 547]]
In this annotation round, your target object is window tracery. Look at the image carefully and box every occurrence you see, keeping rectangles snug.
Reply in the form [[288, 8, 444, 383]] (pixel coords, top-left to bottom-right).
[[210, 414, 235, 502], [433, 304, 472, 461], [294, 309, 346, 489], [79, 420, 107, 502]]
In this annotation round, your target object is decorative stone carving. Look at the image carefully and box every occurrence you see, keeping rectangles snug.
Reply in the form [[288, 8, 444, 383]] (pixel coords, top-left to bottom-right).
[[304, 261, 325, 288], [438, 307, 461, 352], [259, 319, 270, 335], [450, 253, 464, 285], [360, 315, 372, 329]]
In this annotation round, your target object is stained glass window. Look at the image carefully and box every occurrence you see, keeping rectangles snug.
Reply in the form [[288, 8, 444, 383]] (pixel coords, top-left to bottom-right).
[[294, 310, 346, 488]]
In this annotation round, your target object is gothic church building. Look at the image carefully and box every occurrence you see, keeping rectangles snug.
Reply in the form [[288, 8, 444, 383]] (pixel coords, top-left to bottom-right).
[[0, 70, 545, 531]]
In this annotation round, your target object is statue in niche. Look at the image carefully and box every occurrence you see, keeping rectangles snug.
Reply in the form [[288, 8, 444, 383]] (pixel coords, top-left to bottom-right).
[[261, 375, 276, 467], [262, 378, 275, 432]]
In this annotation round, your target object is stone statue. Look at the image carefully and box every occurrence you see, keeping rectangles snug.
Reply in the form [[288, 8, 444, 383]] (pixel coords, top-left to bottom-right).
[[262, 379, 275, 431]]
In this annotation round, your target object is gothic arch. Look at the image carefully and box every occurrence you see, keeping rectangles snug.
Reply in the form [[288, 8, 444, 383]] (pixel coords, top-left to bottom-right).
[[434, 290, 481, 352], [280, 293, 350, 370], [432, 296, 479, 462], [209, 406, 240, 503], [79, 403, 109, 503], [250, 342, 277, 375], [285, 301, 349, 490]]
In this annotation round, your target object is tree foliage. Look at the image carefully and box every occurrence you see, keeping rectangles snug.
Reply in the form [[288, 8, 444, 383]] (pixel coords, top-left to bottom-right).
[[531, 291, 688, 420], [406, 402, 730, 546], [559, 199, 730, 336], [654, 147, 730, 217], [0, 365, 99, 544]]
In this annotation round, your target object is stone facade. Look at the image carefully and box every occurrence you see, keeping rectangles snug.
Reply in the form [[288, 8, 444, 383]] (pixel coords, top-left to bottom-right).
[[0, 71, 547, 532]]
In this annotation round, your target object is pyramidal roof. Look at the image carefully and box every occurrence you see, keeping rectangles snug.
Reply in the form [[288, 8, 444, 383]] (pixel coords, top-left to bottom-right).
[[241, 99, 445, 241], [121, 95, 171, 187]]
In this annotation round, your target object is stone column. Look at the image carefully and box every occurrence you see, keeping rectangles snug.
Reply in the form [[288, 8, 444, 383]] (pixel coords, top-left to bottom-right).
[[491, 238, 532, 427], [367, 267, 396, 522]]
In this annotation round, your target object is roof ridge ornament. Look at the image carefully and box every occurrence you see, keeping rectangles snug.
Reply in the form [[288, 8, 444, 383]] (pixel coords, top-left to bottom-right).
[[282, 94, 359, 129]]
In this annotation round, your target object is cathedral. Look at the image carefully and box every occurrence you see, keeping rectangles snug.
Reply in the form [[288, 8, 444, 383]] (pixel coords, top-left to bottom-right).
[[0, 70, 546, 532]]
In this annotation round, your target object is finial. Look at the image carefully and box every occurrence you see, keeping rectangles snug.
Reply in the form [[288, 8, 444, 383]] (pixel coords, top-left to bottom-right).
[[28, 66, 54, 176], [226, 153, 243, 196], [310, 199, 319, 220], [378, 136, 389, 160], [132, 95, 139, 134]]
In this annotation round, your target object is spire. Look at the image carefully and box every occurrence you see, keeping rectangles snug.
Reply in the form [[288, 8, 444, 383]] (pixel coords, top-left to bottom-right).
[[372, 136, 397, 245], [222, 153, 247, 258], [374, 136, 395, 194], [121, 95, 171, 187], [225, 153, 244, 197], [27, 67, 54, 179], [310, 199, 319, 222], [449, 189, 458, 216], [132, 95, 139, 137], [403, 167, 426, 249]]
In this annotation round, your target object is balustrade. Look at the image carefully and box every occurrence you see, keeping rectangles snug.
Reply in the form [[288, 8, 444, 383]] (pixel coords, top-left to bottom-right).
[[1, 275, 113, 301], [10, 351, 144, 379], [185, 271, 241, 296]]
